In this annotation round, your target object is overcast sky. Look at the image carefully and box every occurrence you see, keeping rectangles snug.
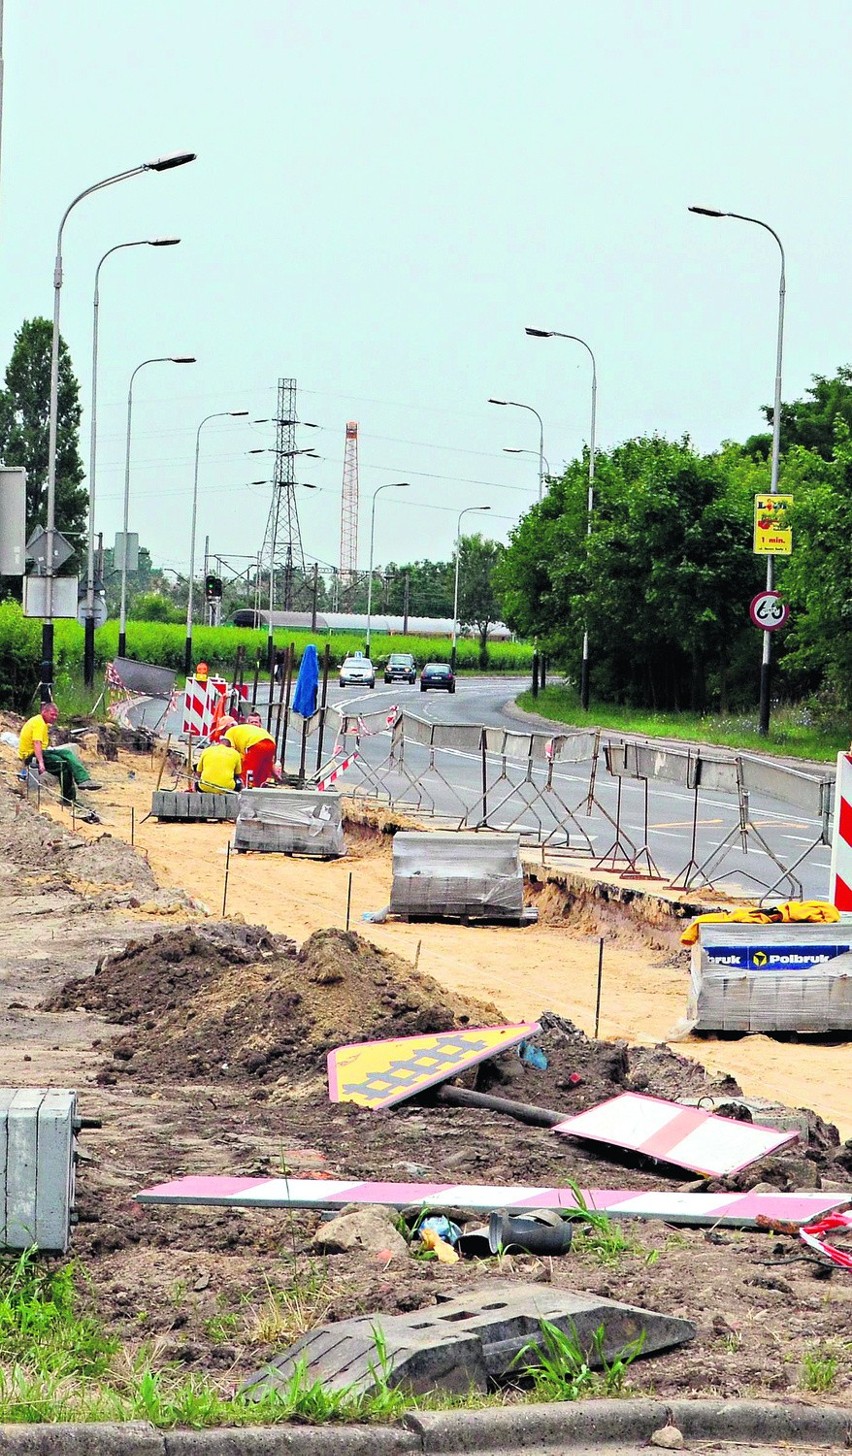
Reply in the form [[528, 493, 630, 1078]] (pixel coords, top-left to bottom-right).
[[3, 1, 850, 579]]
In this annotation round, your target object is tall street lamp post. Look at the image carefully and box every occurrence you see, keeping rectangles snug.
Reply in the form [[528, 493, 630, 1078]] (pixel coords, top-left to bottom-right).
[[503, 446, 551, 479], [40, 150, 196, 700], [365, 482, 409, 656], [84, 236, 180, 687], [452, 505, 491, 669], [118, 355, 196, 658], [488, 398, 546, 500], [183, 410, 249, 674], [689, 205, 785, 736], [525, 328, 597, 710]]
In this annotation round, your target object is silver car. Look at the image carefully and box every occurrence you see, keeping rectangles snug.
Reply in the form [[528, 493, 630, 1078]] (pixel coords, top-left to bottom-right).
[[338, 654, 376, 689]]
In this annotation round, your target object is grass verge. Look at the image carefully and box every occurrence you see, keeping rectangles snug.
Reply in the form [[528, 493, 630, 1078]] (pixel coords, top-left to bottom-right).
[[0, 1250, 645, 1427], [517, 687, 845, 763]]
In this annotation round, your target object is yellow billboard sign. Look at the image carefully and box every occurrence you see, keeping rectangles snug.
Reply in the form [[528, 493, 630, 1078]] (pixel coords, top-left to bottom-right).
[[327, 1022, 539, 1109], [754, 495, 793, 555]]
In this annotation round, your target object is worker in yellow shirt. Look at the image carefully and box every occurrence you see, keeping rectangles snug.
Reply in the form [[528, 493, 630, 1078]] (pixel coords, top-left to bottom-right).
[[217, 716, 279, 788], [193, 741, 244, 794], [18, 703, 97, 804]]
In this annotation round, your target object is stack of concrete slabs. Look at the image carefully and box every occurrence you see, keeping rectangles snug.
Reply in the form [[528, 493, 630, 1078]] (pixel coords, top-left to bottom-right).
[[390, 831, 524, 922], [689, 922, 852, 1033], [233, 787, 345, 857]]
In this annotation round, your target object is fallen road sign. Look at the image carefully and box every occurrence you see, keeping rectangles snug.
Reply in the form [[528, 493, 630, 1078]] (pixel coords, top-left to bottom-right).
[[552, 1091, 797, 1177], [327, 1022, 540, 1109], [133, 1175, 850, 1229]]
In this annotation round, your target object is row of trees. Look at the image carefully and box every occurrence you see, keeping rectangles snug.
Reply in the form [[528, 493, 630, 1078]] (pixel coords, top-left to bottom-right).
[[495, 367, 852, 714]]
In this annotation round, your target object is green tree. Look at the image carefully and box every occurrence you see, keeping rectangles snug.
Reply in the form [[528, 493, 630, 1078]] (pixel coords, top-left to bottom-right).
[[497, 435, 762, 710], [745, 365, 852, 461], [456, 534, 504, 665], [0, 318, 87, 548], [776, 424, 852, 709]]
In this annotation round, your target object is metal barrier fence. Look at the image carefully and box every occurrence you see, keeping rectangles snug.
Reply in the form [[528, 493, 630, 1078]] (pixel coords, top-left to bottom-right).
[[308, 709, 834, 900]]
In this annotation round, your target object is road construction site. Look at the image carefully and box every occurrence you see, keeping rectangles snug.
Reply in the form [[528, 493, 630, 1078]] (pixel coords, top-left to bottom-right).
[[4, 701, 852, 1411]]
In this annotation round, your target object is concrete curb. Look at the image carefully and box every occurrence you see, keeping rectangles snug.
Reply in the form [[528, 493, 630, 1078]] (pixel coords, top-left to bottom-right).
[[406, 1398, 852, 1450], [2, 1402, 852, 1454]]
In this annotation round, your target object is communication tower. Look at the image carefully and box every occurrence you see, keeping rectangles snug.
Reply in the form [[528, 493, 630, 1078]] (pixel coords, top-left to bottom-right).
[[339, 421, 359, 583]]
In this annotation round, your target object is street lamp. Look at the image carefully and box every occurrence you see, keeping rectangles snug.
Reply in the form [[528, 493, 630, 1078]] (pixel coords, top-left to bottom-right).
[[525, 327, 597, 710], [503, 446, 552, 479], [183, 410, 249, 674], [488, 398, 546, 500], [689, 205, 786, 736], [40, 150, 196, 699], [365, 482, 409, 655], [117, 356, 196, 658], [84, 236, 181, 687], [452, 506, 491, 669]]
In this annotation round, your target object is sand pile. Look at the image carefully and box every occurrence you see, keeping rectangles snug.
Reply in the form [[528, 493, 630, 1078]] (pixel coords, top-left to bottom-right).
[[49, 923, 502, 1086]]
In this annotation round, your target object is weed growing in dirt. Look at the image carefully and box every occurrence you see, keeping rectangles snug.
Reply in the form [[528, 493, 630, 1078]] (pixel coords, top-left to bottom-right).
[[512, 1320, 644, 1402], [560, 1181, 649, 1268], [246, 1266, 332, 1346], [801, 1343, 839, 1393], [0, 1250, 116, 1377]]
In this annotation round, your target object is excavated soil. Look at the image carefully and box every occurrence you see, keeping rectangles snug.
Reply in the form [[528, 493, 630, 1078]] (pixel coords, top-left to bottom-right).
[[4, 727, 852, 1408], [49, 924, 501, 1087]]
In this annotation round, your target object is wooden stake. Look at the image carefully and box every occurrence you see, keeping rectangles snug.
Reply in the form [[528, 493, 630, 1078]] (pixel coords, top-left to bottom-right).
[[345, 871, 353, 931], [131, 806, 135, 846], [222, 842, 232, 917], [155, 734, 172, 790], [594, 936, 604, 1039]]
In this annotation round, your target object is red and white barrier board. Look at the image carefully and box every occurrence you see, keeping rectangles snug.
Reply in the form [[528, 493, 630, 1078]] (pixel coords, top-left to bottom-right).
[[133, 1174, 849, 1230], [183, 678, 217, 737], [553, 1092, 796, 1177], [830, 752, 852, 911]]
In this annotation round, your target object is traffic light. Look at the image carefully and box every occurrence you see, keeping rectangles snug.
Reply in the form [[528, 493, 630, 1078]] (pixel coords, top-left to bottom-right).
[[205, 574, 223, 601]]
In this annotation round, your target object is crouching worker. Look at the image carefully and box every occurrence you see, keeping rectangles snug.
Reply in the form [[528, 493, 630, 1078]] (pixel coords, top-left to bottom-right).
[[218, 716, 280, 788], [18, 703, 96, 805], [194, 738, 244, 794]]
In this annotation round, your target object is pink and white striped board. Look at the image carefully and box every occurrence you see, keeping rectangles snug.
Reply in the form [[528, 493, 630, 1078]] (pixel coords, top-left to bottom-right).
[[553, 1092, 797, 1177], [133, 1175, 849, 1229]]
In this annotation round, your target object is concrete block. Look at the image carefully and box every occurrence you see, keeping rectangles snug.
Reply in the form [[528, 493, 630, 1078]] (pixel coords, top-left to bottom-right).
[[0, 1088, 77, 1253], [243, 1279, 694, 1399], [0, 1421, 163, 1454]]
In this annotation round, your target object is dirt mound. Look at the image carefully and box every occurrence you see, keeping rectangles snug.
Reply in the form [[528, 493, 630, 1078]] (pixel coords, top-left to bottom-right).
[[477, 1010, 742, 1114], [46, 922, 288, 1024], [51, 923, 502, 1088]]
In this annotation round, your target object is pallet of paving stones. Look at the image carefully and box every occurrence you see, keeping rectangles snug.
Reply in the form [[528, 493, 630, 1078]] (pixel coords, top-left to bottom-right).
[[390, 830, 528, 923], [233, 787, 345, 858], [151, 789, 239, 823]]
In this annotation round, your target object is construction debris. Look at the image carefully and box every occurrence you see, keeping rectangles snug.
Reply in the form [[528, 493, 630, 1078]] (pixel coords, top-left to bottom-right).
[[241, 1280, 696, 1397]]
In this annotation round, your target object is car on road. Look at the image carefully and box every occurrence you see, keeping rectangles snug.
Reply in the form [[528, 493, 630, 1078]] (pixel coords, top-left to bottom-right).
[[384, 652, 417, 684], [420, 662, 455, 694], [339, 654, 376, 689]]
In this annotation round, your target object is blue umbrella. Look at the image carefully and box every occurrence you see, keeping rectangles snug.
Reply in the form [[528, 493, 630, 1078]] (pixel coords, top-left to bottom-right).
[[292, 644, 320, 717]]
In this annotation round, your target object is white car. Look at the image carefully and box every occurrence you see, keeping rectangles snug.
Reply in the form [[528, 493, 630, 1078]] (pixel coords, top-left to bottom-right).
[[338, 654, 376, 689]]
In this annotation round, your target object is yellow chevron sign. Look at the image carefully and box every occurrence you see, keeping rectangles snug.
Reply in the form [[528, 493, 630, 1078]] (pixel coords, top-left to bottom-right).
[[327, 1023, 540, 1110]]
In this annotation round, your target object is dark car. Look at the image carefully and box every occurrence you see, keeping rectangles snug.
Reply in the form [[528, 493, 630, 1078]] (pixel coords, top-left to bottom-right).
[[384, 652, 417, 684], [420, 662, 455, 694]]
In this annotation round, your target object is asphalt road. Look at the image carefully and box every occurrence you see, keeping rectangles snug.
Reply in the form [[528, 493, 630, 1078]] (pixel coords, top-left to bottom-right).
[[137, 674, 833, 900]]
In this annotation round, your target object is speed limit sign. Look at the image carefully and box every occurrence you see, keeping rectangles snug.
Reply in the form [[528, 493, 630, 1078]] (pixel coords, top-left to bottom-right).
[[749, 590, 790, 631]]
